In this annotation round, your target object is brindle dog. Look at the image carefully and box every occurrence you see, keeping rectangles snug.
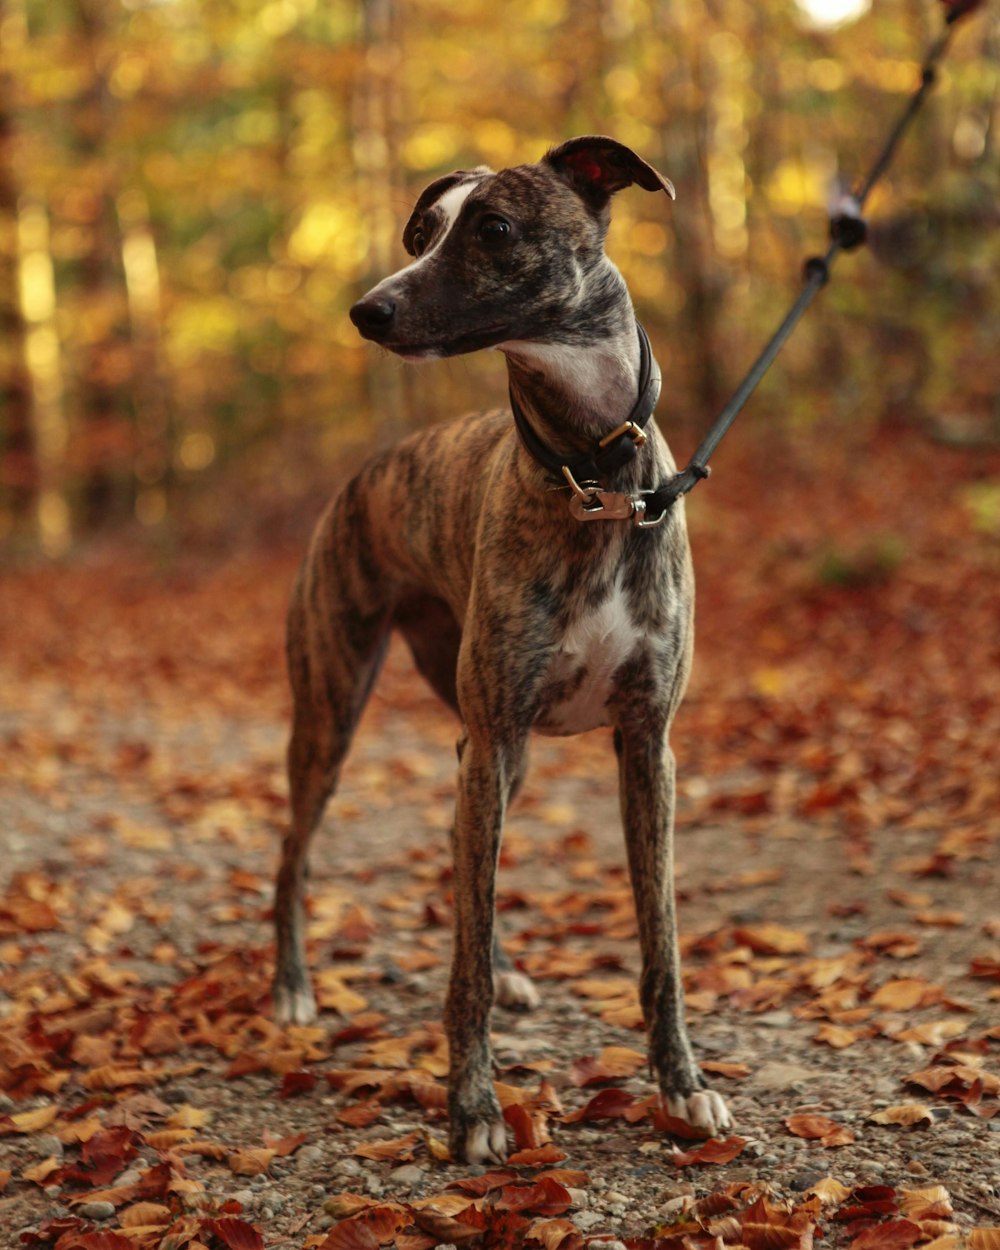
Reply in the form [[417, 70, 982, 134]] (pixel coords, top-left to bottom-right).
[[272, 136, 732, 1163]]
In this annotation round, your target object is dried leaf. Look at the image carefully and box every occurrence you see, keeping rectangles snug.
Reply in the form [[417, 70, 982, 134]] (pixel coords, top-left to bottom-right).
[[227, 1147, 275, 1176], [200, 1217, 266, 1250], [353, 1131, 420, 1161], [671, 1135, 746, 1166]]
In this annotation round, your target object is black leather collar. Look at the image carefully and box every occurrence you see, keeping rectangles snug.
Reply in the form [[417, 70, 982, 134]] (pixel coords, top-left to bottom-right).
[[509, 322, 661, 487]]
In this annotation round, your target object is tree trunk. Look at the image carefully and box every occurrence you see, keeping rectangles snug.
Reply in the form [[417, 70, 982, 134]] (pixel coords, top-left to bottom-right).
[[0, 0, 36, 540]]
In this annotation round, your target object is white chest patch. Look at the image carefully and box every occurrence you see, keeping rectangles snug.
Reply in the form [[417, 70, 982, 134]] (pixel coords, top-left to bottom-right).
[[536, 578, 637, 736]]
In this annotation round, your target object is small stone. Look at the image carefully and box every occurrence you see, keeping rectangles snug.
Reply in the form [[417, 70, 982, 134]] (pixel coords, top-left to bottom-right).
[[258, 1206, 274, 1220], [389, 1164, 425, 1186], [231, 1190, 255, 1209], [297, 1145, 325, 1169], [162, 1086, 191, 1104], [789, 1172, 825, 1192], [604, 1191, 629, 1205], [906, 1160, 930, 1175], [336, 1158, 363, 1177], [756, 1155, 780, 1168], [77, 1202, 116, 1221], [658, 1196, 688, 1219], [364, 1176, 384, 1197], [309, 1183, 327, 1199], [574, 1211, 605, 1231], [315, 1215, 334, 1231], [756, 1011, 793, 1028], [566, 1187, 589, 1208]]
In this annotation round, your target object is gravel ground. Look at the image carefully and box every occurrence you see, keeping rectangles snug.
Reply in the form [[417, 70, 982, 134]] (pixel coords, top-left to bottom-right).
[[2, 636, 999, 1248]]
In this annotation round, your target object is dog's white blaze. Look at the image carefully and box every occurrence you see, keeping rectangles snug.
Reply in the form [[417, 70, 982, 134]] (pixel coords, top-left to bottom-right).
[[402, 179, 480, 275], [542, 574, 637, 734]]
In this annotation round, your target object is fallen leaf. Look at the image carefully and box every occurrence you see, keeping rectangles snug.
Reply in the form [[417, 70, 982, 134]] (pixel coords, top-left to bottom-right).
[[200, 1217, 266, 1250], [561, 1087, 636, 1123], [869, 1103, 934, 1128], [353, 1131, 421, 1161], [0, 1104, 59, 1135], [733, 923, 810, 955], [848, 1217, 923, 1250], [784, 1113, 854, 1147], [228, 1147, 275, 1176], [671, 1135, 746, 1166]]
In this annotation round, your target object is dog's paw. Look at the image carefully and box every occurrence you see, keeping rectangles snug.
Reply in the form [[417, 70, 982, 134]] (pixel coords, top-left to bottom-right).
[[494, 968, 541, 1011], [273, 981, 318, 1026], [453, 1116, 508, 1165], [663, 1088, 732, 1137]]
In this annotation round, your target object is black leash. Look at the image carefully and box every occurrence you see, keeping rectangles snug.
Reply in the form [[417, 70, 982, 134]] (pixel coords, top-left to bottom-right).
[[638, 0, 983, 524]]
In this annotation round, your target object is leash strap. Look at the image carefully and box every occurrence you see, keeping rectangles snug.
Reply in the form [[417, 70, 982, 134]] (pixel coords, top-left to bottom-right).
[[637, 5, 973, 526], [510, 322, 662, 486]]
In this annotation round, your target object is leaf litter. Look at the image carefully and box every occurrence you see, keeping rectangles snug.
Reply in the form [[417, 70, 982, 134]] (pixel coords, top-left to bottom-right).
[[1, 433, 999, 1246]]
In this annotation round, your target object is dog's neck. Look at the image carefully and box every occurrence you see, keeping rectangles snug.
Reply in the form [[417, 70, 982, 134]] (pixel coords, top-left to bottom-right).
[[499, 268, 645, 459]]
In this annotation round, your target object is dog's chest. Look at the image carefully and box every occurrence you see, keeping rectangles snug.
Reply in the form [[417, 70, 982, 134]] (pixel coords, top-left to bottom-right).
[[534, 577, 638, 736]]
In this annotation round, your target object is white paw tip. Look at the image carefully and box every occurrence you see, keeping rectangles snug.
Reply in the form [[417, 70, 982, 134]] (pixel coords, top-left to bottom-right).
[[495, 969, 541, 1011], [666, 1089, 732, 1136], [273, 985, 318, 1026], [464, 1120, 508, 1165]]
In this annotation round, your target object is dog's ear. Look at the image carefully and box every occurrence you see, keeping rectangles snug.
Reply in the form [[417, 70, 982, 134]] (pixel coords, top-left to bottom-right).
[[545, 136, 675, 207], [402, 168, 492, 256]]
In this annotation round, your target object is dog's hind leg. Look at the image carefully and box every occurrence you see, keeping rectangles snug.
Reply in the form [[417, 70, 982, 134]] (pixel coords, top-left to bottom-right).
[[273, 499, 392, 1026]]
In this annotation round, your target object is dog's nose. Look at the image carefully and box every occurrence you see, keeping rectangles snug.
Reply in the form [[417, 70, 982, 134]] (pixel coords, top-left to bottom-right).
[[350, 295, 396, 338]]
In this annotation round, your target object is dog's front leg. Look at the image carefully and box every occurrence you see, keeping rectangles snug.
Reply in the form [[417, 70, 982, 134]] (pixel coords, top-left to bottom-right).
[[445, 731, 523, 1164], [616, 724, 732, 1136]]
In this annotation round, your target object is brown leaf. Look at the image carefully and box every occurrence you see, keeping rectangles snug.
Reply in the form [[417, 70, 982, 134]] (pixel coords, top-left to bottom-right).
[[0, 1104, 59, 1135], [200, 1217, 266, 1250], [848, 1218, 923, 1250], [785, 1114, 855, 1147], [507, 1143, 567, 1166], [806, 1177, 852, 1206], [353, 1131, 421, 1161], [561, 1087, 636, 1123], [227, 1147, 275, 1176], [119, 1201, 173, 1226], [671, 1135, 746, 1166], [733, 923, 810, 955], [870, 978, 935, 1011], [527, 1217, 583, 1250], [569, 1045, 645, 1087], [869, 1104, 934, 1128]]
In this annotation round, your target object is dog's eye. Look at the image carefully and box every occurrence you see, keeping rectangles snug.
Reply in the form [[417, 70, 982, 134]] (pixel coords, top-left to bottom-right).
[[411, 227, 427, 256], [477, 215, 512, 247]]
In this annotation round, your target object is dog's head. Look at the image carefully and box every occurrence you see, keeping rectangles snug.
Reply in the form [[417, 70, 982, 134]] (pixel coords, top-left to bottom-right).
[[349, 136, 674, 359]]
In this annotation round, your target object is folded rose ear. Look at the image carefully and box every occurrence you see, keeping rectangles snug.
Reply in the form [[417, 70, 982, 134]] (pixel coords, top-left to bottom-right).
[[545, 136, 675, 205]]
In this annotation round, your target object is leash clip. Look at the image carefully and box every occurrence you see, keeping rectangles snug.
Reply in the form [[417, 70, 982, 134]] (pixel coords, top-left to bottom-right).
[[569, 489, 636, 522], [562, 464, 635, 521]]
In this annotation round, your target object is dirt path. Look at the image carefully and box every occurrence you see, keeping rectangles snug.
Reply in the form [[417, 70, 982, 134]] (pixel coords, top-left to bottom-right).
[[2, 430, 999, 1248]]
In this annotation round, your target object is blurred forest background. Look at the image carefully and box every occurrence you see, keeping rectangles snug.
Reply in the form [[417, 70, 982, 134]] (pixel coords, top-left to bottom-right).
[[0, 0, 998, 556]]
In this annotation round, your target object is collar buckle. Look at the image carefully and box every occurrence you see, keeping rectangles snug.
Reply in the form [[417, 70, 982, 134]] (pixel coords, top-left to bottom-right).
[[598, 419, 647, 450]]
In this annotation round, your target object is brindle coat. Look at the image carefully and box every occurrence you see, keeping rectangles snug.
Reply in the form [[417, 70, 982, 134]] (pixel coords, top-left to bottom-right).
[[272, 136, 731, 1163]]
